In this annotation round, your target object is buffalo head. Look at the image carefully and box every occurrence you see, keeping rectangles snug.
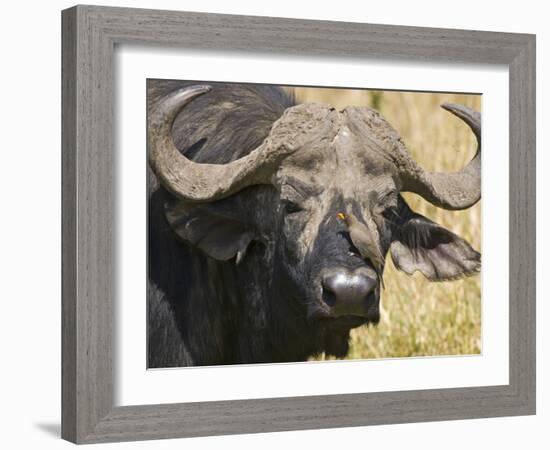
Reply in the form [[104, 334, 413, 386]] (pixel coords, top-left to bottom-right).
[[148, 84, 480, 357]]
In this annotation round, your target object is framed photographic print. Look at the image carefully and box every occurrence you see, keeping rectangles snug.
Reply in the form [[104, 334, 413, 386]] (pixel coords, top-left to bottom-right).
[[62, 5, 536, 444]]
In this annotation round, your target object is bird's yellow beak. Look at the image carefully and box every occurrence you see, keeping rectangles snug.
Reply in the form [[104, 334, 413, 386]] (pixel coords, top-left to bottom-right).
[[337, 212, 346, 220]]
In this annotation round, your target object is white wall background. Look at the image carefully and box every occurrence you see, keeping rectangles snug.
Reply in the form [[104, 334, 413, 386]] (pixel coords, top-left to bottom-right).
[[0, 0, 545, 448]]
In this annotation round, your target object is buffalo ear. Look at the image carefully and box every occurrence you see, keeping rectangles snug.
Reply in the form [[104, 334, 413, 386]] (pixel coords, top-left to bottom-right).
[[164, 199, 255, 264], [390, 199, 480, 281]]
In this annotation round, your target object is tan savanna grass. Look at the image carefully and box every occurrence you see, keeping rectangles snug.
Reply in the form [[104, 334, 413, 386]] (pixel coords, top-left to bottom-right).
[[290, 87, 482, 360]]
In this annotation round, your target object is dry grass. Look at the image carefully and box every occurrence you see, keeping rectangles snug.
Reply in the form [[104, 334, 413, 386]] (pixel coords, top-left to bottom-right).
[[291, 87, 482, 360]]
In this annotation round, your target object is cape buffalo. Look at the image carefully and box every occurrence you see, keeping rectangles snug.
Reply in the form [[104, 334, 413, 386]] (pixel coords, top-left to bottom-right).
[[147, 80, 481, 367]]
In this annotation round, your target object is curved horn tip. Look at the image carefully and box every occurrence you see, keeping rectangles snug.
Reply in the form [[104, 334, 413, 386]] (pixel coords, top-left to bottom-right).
[[440, 102, 481, 137], [441, 102, 469, 114], [399, 102, 481, 210], [440, 102, 480, 120], [172, 84, 212, 100], [441, 102, 459, 110], [188, 83, 212, 94], [151, 84, 212, 127]]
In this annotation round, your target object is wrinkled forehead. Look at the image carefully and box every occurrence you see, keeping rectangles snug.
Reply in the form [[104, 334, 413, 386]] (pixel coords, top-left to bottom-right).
[[274, 103, 400, 199]]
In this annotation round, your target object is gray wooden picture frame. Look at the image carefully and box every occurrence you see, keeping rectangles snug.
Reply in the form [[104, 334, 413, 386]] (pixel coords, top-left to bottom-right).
[[61, 4, 536, 444]]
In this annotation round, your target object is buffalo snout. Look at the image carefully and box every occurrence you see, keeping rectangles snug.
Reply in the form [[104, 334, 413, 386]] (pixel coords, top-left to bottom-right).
[[321, 268, 378, 318]]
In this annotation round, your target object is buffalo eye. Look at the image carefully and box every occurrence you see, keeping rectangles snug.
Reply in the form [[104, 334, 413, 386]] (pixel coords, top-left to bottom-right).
[[371, 192, 399, 232], [381, 206, 400, 226], [282, 199, 304, 215], [372, 189, 398, 215]]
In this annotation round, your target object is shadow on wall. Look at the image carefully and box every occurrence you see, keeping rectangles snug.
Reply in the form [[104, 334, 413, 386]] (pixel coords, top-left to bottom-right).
[[35, 422, 60, 438]]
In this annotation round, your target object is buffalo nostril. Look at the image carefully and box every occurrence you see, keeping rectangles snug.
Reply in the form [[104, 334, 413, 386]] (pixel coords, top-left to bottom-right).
[[321, 271, 377, 316], [322, 288, 337, 307]]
